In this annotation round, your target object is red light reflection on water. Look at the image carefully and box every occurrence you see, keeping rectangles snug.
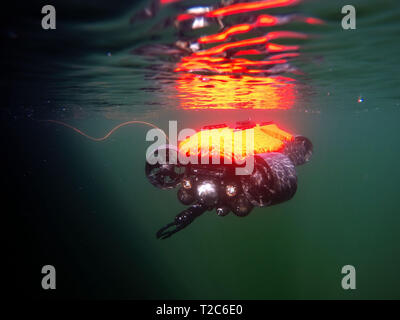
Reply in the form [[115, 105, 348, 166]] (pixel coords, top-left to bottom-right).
[[168, 1, 324, 110], [175, 56, 288, 74], [193, 31, 307, 57], [206, 0, 300, 18], [198, 14, 321, 44], [175, 73, 297, 110]]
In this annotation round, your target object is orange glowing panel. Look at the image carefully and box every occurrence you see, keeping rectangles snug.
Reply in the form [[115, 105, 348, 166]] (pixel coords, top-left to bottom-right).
[[206, 0, 300, 18], [174, 74, 297, 110], [178, 123, 294, 162]]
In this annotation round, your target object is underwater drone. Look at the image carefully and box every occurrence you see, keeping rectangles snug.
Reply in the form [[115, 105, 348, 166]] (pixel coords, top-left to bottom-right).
[[145, 121, 313, 239]]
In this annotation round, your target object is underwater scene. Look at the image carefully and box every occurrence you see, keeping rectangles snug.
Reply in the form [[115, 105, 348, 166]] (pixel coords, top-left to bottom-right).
[[3, 0, 400, 299]]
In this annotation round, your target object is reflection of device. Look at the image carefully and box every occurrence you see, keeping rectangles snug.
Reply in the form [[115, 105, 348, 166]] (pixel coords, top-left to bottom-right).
[[146, 121, 313, 239]]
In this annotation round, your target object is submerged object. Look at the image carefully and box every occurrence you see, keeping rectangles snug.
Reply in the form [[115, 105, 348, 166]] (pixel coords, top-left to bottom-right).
[[146, 121, 313, 239]]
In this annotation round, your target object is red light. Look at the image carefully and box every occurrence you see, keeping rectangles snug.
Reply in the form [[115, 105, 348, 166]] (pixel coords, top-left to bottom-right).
[[266, 31, 308, 41], [194, 35, 270, 57], [233, 49, 263, 56], [173, 74, 297, 110], [206, 0, 300, 18], [197, 15, 283, 45], [176, 13, 194, 22], [160, 0, 183, 5], [194, 31, 306, 57], [169, 2, 320, 111], [269, 52, 300, 60], [304, 17, 325, 25], [256, 14, 280, 27], [199, 24, 252, 44], [266, 43, 299, 52]]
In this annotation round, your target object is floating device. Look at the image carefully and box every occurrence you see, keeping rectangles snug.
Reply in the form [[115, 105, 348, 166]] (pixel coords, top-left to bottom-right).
[[146, 121, 313, 239]]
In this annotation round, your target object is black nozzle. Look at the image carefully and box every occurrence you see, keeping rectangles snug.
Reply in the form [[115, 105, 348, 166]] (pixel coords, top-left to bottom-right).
[[156, 203, 207, 239]]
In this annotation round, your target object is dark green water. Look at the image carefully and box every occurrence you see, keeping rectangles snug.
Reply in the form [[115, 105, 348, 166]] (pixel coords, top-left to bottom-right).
[[3, 0, 400, 299]]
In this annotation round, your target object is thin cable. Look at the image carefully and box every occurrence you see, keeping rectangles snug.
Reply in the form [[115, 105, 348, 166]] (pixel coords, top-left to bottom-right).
[[39, 119, 169, 143]]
